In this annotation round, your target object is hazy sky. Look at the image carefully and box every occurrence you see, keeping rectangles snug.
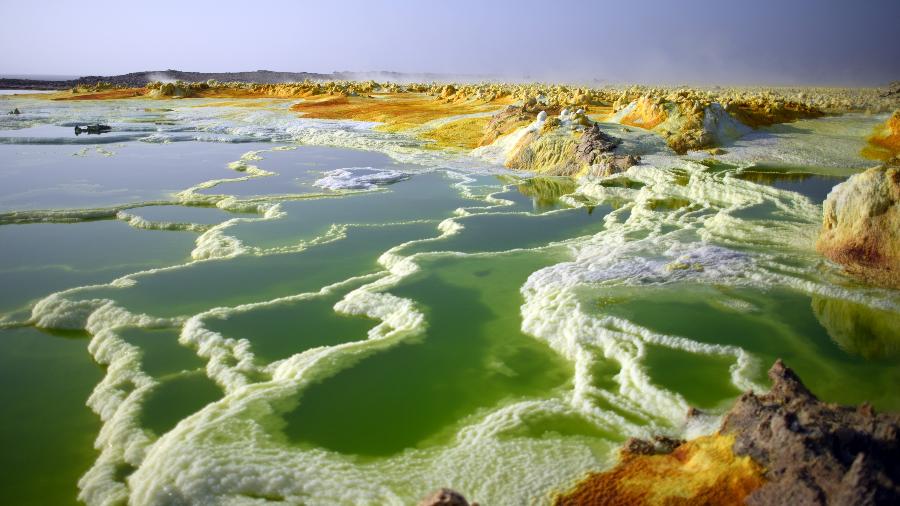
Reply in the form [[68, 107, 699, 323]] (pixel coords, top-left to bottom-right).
[[2, 0, 898, 85]]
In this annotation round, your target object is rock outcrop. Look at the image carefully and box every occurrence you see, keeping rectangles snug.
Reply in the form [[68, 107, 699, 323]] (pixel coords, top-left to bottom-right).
[[146, 81, 198, 98], [574, 123, 622, 164], [723, 360, 900, 505], [817, 163, 900, 288], [882, 82, 900, 99], [556, 360, 900, 506], [612, 95, 756, 153]]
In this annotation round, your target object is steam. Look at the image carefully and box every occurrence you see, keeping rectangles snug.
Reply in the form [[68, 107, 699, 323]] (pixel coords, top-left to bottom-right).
[[146, 72, 176, 84]]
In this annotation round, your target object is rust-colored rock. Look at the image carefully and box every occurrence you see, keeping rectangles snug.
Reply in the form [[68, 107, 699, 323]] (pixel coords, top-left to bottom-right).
[[480, 101, 564, 146]]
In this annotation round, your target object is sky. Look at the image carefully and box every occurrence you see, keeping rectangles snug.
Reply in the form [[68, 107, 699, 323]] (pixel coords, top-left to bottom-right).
[[1, 0, 898, 86]]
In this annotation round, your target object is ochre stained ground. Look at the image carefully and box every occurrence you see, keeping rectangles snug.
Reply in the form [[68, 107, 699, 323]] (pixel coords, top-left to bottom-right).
[[290, 93, 508, 132], [52, 88, 148, 100], [554, 434, 765, 506], [420, 116, 493, 150]]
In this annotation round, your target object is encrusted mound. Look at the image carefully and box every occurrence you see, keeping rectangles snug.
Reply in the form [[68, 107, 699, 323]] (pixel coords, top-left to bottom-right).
[[609, 89, 823, 153], [498, 108, 637, 177], [555, 360, 900, 506], [817, 163, 900, 288]]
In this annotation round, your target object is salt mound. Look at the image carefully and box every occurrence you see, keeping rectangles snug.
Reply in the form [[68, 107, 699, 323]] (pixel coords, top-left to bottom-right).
[[313, 167, 409, 190]]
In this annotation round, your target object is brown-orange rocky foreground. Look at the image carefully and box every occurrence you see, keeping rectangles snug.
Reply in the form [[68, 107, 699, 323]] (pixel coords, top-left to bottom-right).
[[552, 360, 900, 506]]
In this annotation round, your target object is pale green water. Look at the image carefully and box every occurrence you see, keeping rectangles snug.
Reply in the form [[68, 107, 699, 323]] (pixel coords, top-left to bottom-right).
[[0, 95, 898, 505]]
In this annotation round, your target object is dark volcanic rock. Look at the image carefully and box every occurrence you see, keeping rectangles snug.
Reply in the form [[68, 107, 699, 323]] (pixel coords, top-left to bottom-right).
[[575, 123, 622, 165], [0, 69, 336, 91], [76, 69, 332, 87], [721, 360, 900, 505], [0, 78, 70, 90], [576, 123, 639, 177], [621, 434, 685, 456]]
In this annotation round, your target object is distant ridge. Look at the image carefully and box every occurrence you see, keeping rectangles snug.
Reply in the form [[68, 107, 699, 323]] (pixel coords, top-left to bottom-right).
[[0, 69, 496, 90]]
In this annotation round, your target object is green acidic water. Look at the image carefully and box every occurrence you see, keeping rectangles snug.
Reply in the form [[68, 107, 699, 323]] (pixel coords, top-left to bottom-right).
[[282, 252, 573, 456], [0, 220, 196, 316], [204, 282, 377, 364], [0, 326, 101, 506]]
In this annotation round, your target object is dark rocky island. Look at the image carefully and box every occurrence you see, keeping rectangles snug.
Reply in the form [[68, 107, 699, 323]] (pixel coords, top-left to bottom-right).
[[0, 70, 333, 90], [0, 69, 492, 91]]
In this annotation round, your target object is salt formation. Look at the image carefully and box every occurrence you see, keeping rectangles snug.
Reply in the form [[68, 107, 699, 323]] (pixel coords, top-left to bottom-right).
[[313, 167, 409, 190], [473, 103, 636, 177]]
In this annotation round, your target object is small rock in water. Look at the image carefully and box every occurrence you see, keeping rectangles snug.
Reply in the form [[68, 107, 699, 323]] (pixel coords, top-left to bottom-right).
[[418, 488, 473, 506]]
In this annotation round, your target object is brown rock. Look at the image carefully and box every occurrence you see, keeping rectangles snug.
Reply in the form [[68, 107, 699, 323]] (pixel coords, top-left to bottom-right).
[[418, 488, 471, 506], [575, 123, 621, 166], [721, 360, 900, 506], [589, 153, 639, 177]]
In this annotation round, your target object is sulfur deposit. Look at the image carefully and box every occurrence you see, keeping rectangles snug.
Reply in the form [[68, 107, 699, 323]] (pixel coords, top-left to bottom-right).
[[862, 110, 900, 161], [817, 162, 900, 288]]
